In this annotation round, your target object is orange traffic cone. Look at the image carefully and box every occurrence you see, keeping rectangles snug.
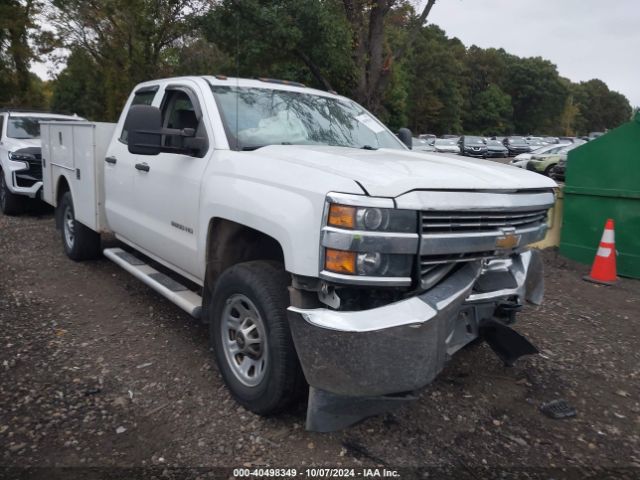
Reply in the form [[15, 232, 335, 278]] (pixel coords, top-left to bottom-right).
[[583, 219, 618, 285]]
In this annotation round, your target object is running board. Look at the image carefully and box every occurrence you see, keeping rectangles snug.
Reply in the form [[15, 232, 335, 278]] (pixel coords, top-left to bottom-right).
[[103, 247, 202, 319]]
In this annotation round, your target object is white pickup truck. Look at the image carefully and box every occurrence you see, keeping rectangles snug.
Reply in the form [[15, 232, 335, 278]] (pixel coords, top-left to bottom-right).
[[41, 76, 556, 431]]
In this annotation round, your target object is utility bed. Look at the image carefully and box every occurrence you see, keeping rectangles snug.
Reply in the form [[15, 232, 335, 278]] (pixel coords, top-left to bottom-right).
[[40, 121, 115, 233]]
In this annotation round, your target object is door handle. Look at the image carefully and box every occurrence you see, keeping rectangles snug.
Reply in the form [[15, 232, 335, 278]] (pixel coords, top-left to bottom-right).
[[135, 162, 150, 172], [105, 156, 117, 164]]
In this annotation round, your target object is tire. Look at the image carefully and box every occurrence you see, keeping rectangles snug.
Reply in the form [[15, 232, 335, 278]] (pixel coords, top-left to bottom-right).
[[210, 261, 305, 415], [0, 170, 24, 215], [543, 164, 556, 177], [58, 191, 101, 260]]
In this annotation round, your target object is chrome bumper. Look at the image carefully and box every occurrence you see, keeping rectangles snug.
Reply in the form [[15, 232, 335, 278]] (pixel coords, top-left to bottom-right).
[[288, 250, 543, 397]]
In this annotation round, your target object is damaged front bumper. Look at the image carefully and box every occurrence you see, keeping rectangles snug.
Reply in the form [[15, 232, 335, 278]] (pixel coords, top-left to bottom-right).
[[287, 250, 544, 429]]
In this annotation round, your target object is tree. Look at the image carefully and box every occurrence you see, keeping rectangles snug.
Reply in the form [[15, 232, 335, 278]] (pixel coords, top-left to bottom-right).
[[405, 25, 466, 134], [200, 0, 354, 93], [51, 48, 105, 119], [0, 0, 47, 107], [502, 56, 568, 134], [573, 79, 632, 134], [49, 0, 209, 119], [464, 84, 513, 136], [341, 0, 437, 114]]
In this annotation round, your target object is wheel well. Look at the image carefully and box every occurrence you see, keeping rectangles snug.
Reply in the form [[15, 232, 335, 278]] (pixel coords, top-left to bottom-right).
[[204, 218, 285, 290], [55, 176, 71, 228]]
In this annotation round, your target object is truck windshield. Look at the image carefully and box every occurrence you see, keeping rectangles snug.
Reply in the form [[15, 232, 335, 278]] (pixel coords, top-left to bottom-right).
[[7, 117, 78, 139], [209, 85, 404, 151]]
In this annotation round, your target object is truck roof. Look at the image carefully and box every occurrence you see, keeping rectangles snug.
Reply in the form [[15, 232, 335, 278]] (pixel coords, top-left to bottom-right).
[[133, 76, 345, 101], [1, 110, 83, 120]]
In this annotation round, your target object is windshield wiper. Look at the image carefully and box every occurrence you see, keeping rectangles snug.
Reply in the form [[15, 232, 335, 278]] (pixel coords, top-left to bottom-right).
[[360, 145, 378, 150]]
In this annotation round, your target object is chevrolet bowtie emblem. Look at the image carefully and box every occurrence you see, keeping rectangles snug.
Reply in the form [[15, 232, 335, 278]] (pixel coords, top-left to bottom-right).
[[496, 231, 521, 249]]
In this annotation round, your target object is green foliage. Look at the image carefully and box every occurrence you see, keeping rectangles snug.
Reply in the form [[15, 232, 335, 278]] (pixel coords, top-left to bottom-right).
[[49, 0, 209, 120], [464, 84, 513, 136], [0, 0, 48, 108], [405, 26, 466, 135], [50, 48, 105, 118], [572, 79, 633, 134], [502, 56, 568, 134], [200, 0, 354, 93], [37, 0, 632, 135]]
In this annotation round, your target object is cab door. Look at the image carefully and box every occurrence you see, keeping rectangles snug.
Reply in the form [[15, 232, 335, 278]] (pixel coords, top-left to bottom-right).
[[129, 82, 211, 279]]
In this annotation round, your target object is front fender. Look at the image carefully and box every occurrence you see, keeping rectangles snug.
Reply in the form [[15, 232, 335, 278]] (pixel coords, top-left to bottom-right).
[[197, 151, 364, 278]]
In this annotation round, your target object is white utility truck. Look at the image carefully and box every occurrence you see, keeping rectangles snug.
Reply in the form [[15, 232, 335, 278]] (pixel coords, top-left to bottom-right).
[[41, 76, 556, 431]]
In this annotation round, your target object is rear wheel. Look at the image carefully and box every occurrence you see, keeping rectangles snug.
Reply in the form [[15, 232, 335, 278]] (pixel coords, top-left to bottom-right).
[[210, 261, 305, 415], [58, 191, 101, 260], [0, 170, 24, 215]]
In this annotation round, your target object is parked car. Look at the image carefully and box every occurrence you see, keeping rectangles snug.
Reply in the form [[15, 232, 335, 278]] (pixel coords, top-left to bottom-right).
[[40, 75, 555, 432], [412, 137, 436, 152], [0, 109, 83, 215], [525, 137, 547, 149], [432, 138, 460, 154], [485, 139, 509, 158], [441, 134, 460, 139], [526, 143, 580, 176], [458, 136, 488, 158], [503, 136, 531, 156], [509, 143, 571, 168], [418, 133, 436, 142]]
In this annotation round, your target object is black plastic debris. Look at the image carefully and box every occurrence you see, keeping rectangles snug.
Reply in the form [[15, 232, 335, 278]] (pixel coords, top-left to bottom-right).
[[480, 320, 539, 366], [540, 399, 577, 419], [84, 387, 102, 396]]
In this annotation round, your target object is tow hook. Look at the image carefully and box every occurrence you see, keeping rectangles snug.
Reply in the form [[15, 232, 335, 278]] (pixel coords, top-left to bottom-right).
[[494, 299, 523, 324], [480, 319, 539, 367]]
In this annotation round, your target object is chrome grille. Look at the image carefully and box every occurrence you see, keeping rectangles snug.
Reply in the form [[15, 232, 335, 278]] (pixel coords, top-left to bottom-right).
[[419, 206, 550, 289], [421, 208, 548, 234]]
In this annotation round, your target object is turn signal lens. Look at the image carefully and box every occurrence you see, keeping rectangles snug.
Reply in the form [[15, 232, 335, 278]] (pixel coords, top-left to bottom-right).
[[325, 249, 356, 274], [328, 204, 355, 229]]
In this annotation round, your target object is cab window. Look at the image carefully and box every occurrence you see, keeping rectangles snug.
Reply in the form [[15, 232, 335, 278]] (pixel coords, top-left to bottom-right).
[[160, 90, 202, 153], [119, 88, 157, 143]]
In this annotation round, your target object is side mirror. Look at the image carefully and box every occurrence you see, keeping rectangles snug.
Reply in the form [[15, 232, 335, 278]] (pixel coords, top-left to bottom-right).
[[397, 128, 412, 149], [125, 105, 162, 155]]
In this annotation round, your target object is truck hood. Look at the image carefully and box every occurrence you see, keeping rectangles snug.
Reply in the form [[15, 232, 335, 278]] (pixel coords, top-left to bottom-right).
[[255, 145, 556, 197], [3, 137, 41, 151]]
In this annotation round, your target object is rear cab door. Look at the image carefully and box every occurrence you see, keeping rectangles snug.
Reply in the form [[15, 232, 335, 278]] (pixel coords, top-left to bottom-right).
[[104, 85, 159, 238]]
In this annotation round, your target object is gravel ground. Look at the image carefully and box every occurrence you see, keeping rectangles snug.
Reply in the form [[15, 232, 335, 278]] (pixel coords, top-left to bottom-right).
[[1, 206, 639, 478]]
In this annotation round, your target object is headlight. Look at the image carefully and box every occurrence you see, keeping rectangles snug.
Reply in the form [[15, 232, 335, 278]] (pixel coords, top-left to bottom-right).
[[321, 194, 419, 285], [324, 249, 413, 278], [8, 151, 36, 162], [327, 204, 417, 233]]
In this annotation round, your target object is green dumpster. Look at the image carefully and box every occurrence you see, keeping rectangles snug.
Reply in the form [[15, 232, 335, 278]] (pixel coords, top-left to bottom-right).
[[560, 113, 640, 278]]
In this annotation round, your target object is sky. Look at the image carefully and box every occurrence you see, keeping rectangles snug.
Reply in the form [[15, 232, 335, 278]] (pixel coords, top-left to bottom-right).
[[32, 1, 640, 106], [426, 0, 640, 106]]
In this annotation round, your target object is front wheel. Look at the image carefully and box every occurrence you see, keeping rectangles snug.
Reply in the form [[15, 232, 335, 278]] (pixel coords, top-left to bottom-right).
[[210, 261, 305, 415], [58, 191, 101, 260], [0, 170, 24, 215]]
